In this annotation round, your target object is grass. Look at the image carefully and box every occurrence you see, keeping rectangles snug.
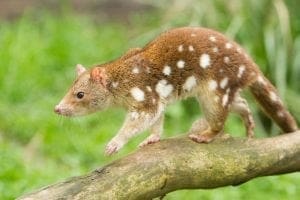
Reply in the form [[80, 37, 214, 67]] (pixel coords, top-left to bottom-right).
[[0, 1, 299, 199]]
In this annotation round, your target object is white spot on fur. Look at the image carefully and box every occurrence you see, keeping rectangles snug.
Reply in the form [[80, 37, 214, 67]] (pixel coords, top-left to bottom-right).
[[146, 67, 151, 73], [130, 87, 145, 102], [208, 80, 218, 91], [257, 76, 266, 85], [152, 98, 156, 104], [224, 56, 230, 63], [155, 80, 173, 98], [237, 47, 242, 53], [213, 47, 218, 53], [199, 54, 211, 68], [183, 76, 197, 91], [191, 33, 196, 37], [225, 42, 233, 49], [188, 45, 194, 51], [177, 60, 185, 69], [146, 86, 152, 92], [220, 77, 229, 89], [269, 91, 278, 102], [222, 94, 229, 107], [214, 96, 219, 102], [209, 36, 216, 42], [130, 112, 139, 120], [277, 111, 284, 118], [219, 69, 224, 73], [217, 122, 223, 127], [132, 67, 139, 74], [178, 45, 184, 52], [277, 111, 284, 117], [163, 65, 171, 76], [237, 65, 246, 78], [112, 82, 119, 88]]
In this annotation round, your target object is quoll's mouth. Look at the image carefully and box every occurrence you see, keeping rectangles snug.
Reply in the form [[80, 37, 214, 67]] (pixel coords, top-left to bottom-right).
[[54, 105, 73, 116]]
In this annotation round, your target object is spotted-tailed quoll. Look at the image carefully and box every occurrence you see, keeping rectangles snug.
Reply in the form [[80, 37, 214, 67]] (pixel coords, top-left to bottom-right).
[[54, 27, 298, 155]]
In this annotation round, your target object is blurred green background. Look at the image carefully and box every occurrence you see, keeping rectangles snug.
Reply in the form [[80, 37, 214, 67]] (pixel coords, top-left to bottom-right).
[[0, 0, 299, 199]]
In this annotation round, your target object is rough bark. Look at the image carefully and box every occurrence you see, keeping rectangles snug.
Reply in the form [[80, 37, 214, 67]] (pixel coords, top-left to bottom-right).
[[19, 131, 300, 200]]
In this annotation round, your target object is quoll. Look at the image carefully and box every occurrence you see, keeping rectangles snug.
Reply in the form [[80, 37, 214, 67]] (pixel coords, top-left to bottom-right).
[[54, 27, 298, 155]]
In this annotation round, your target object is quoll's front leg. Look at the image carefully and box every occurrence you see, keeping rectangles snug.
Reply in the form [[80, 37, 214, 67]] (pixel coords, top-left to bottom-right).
[[105, 106, 164, 155], [139, 115, 164, 147]]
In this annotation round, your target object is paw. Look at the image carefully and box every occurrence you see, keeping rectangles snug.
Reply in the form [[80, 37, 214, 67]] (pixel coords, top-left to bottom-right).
[[139, 134, 160, 147], [189, 129, 220, 143], [189, 133, 215, 143], [105, 140, 124, 156]]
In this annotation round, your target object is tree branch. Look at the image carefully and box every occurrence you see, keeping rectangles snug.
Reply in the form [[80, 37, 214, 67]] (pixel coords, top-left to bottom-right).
[[18, 131, 300, 200]]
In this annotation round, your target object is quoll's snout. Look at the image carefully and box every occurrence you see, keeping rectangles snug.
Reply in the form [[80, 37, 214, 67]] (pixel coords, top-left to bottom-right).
[[54, 105, 62, 114]]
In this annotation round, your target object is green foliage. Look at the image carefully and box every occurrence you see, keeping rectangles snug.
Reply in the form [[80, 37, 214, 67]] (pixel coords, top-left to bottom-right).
[[0, 1, 299, 199]]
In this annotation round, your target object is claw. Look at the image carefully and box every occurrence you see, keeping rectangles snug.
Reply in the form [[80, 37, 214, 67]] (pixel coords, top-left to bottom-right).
[[189, 129, 221, 143], [189, 133, 214, 143], [105, 140, 123, 155], [139, 134, 160, 148]]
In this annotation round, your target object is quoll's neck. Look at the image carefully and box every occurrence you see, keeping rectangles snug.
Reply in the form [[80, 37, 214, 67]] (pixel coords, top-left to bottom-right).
[[101, 52, 150, 108]]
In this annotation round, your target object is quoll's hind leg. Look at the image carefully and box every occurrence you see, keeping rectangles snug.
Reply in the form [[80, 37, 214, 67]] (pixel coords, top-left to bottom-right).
[[189, 95, 228, 143], [230, 93, 255, 138], [188, 118, 209, 135], [139, 114, 164, 147]]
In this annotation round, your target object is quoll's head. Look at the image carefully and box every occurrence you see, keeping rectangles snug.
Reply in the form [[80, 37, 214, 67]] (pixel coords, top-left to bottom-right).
[[54, 64, 112, 116]]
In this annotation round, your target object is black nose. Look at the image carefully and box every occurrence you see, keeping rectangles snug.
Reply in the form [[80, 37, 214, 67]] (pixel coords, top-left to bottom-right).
[[54, 105, 61, 114]]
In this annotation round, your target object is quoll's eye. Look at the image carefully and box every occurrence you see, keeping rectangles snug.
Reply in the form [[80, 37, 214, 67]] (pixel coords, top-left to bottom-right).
[[76, 92, 84, 99]]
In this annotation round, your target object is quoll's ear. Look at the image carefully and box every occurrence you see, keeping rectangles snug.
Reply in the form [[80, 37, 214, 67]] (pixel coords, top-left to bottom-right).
[[76, 64, 87, 76], [90, 67, 107, 87]]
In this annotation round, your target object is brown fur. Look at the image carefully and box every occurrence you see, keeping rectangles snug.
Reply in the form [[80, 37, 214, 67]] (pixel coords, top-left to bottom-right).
[[103, 28, 259, 109], [249, 77, 298, 133]]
